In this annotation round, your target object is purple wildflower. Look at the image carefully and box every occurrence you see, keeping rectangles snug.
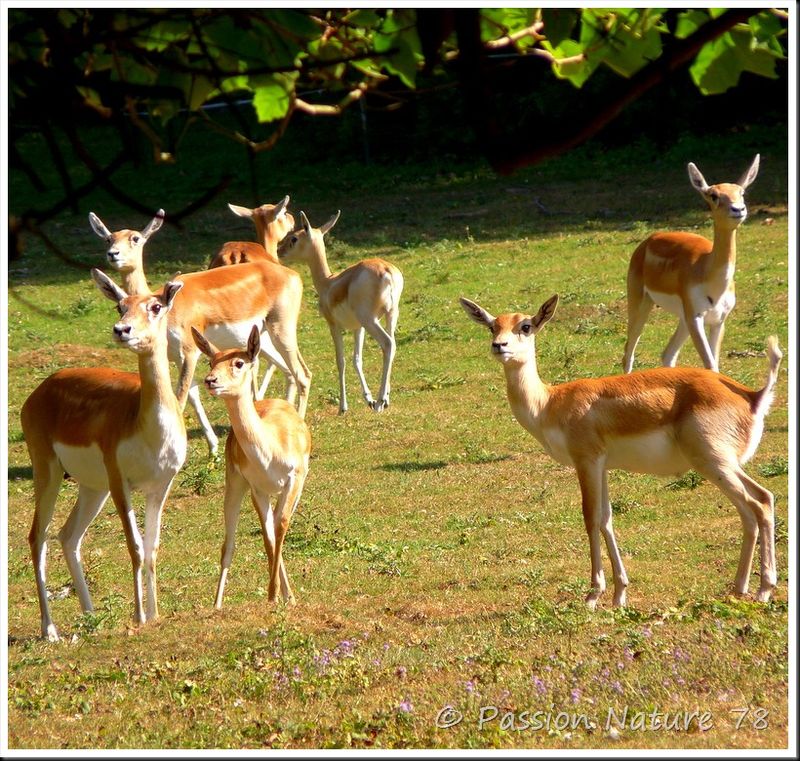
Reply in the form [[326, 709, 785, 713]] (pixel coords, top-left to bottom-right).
[[335, 640, 355, 657], [397, 698, 413, 713], [532, 675, 547, 695], [623, 646, 635, 662], [570, 687, 582, 704]]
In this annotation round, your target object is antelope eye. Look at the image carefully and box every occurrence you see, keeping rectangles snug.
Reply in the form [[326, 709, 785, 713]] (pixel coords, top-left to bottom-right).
[[709, 191, 719, 202], [132, 235, 140, 244], [521, 324, 532, 334], [291, 236, 297, 244], [150, 303, 162, 315], [234, 359, 245, 369]]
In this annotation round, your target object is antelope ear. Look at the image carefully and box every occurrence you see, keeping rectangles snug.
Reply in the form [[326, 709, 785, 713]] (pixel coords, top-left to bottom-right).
[[247, 325, 261, 361], [160, 280, 184, 309], [320, 210, 341, 236], [299, 211, 312, 234], [738, 154, 760, 190], [274, 195, 290, 218], [88, 212, 112, 240], [459, 297, 495, 328], [687, 162, 709, 194], [142, 209, 165, 239], [532, 294, 558, 331], [228, 203, 253, 218], [191, 326, 219, 359], [91, 268, 127, 303]]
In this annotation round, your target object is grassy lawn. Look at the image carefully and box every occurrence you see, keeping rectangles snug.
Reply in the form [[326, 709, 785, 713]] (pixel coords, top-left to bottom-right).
[[5, 122, 791, 750]]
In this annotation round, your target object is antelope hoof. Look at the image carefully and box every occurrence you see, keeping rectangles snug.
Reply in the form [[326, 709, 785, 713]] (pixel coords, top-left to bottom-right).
[[45, 625, 60, 643], [370, 398, 389, 412], [755, 588, 773, 603]]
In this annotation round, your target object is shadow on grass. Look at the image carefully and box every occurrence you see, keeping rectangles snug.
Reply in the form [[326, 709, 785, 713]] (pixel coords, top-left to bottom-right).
[[377, 460, 449, 473], [8, 466, 33, 481]]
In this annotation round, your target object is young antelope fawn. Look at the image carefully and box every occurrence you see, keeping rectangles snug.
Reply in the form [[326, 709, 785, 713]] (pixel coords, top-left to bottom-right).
[[278, 210, 404, 413], [623, 154, 760, 373], [22, 270, 186, 640], [462, 294, 781, 608], [192, 325, 311, 607]]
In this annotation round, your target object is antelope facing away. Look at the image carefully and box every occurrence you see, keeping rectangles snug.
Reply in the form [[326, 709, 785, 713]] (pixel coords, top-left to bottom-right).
[[278, 210, 404, 413], [88, 210, 310, 455], [461, 294, 781, 608], [209, 195, 295, 268], [22, 270, 186, 641], [623, 154, 760, 373], [192, 325, 311, 607]]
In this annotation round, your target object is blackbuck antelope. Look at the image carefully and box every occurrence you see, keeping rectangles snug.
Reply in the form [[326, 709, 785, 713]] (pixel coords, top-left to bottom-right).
[[89, 210, 311, 454], [461, 294, 781, 608], [623, 154, 760, 373], [209, 195, 295, 268], [278, 210, 404, 413], [209, 196, 297, 398], [192, 325, 311, 607], [22, 270, 187, 641]]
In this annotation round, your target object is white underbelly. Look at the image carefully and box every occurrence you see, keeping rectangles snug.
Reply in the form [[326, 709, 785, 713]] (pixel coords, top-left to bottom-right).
[[645, 288, 683, 318], [54, 430, 185, 494], [116, 429, 186, 486], [203, 320, 266, 350], [605, 430, 689, 475], [238, 458, 294, 496], [646, 285, 734, 325], [53, 442, 109, 491], [538, 428, 689, 476]]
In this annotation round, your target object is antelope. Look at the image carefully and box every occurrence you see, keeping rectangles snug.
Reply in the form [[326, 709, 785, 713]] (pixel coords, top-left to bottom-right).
[[192, 325, 311, 607], [209, 195, 295, 267], [278, 210, 404, 413], [22, 269, 186, 641], [209, 196, 296, 398], [88, 210, 311, 454], [623, 154, 760, 374], [461, 293, 781, 608]]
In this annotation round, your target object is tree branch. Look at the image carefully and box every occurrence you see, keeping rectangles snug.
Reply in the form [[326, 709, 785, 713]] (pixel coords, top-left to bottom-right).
[[481, 8, 757, 174]]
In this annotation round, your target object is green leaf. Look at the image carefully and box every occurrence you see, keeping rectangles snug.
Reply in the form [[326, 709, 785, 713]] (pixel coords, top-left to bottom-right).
[[602, 21, 663, 77], [265, 9, 320, 41], [690, 26, 782, 95], [251, 74, 293, 123], [372, 10, 422, 89], [748, 10, 785, 44], [343, 9, 382, 28], [542, 9, 578, 48], [544, 38, 598, 88], [188, 75, 216, 111], [136, 19, 191, 52], [480, 8, 537, 42], [675, 9, 709, 39]]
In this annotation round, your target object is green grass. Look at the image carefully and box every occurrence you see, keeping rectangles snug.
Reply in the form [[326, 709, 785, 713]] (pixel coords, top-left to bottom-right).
[[5, 122, 791, 750]]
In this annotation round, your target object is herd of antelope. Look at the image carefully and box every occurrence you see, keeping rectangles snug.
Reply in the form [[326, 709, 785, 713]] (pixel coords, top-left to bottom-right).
[[20, 154, 783, 642]]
